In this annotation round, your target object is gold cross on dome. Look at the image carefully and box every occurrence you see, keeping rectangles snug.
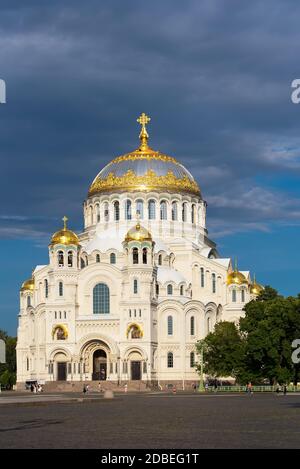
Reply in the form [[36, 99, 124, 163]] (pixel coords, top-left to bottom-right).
[[137, 112, 151, 127], [62, 215, 68, 230]]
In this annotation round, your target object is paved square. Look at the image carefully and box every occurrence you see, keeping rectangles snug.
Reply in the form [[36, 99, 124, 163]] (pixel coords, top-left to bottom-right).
[[0, 393, 300, 448]]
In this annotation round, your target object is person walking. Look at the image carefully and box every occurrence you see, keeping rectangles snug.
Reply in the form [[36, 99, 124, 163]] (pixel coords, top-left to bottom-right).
[[283, 384, 287, 395]]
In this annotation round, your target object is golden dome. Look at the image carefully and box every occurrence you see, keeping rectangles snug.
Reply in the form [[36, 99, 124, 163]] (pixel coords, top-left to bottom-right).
[[50, 216, 79, 246], [250, 276, 264, 295], [125, 222, 152, 243], [20, 277, 34, 292], [227, 270, 247, 286], [88, 113, 201, 197]]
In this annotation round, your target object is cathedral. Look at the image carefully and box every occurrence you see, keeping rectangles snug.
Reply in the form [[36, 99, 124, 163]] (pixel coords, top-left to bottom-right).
[[16, 113, 263, 389]]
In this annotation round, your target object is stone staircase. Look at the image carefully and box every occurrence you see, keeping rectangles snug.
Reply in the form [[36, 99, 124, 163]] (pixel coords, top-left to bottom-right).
[[43, 380, 151, 393]]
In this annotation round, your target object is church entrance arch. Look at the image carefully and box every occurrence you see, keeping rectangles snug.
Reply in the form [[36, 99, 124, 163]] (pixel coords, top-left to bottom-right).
[[128, 351, 143, 380], [54, 352, 67, 381], [92, 349, 107, 381]]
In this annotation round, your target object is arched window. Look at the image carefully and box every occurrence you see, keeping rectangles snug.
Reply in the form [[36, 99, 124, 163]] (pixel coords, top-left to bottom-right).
[[27, 295, 31, 307], [241, 289, 245, 302], [171, 201, 178, 221], [142, 247, 147, 264], [68, 251, 73, 267], [212, 273, 216, 293], [132, 247, 139, 264], [182, 203, 187, 222], [180, 285, 184, 296], [167, 284, 173, 295], [158, 254, 162, 266], [45, 279, 48, 298], [89, 206, 93, 225], [156, 284, 159, 296], [26, 357, 29, 371], [167, 352, 173, 368], [59, 281, 63, 297], [160, 201, 167, 220], [200, 268, 205, 287], [114, 201, 120, 221], [167, 315, 173, 335], [136, 199, 144, 219], [96, 204, 100, 222], [190, 352, 195, 368], [58, 251, 64, 267], [93, 283, 110, 314], [80, 258, 85, 269], [110, 253, 116, 264], [190, 316, 195, 335], [207, 317, 211, 333], [96, 254, 100, 263], [148, 200, 156, 219], [232, 289, 237, 303], [191, 204, 196, 224], [125, 199, 132, 220], [133, 279, 138, 294], [104, 202, 109, 222]]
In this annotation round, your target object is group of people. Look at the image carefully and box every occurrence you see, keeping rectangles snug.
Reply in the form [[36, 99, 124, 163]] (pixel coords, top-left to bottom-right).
[[30, 383, 43, 393]]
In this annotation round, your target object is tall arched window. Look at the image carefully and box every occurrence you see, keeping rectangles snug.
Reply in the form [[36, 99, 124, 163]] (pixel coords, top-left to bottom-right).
[[81, 258, 85, 269], [156, 284, 159, 295], [167, 284, 173, 295], [142, 247, 147, 264], [191, 204, 196, 224], [148, 200, 156, 219], [160, 201, 167, 220], [58, 251, 64, 267], [232, 289, 237, 303], [136, 199, 144, 219], [167, 352, 173, 368], [171, 201, 178, 221], [104, 202, 109, 222], [241, 289, 245, 302], [212, 273, 216, 293], [96, 204, 100, 222], [180, 285, 184, 296], [110, 253, 116, 264], [27, 295, 31, 307], [89, 206, 93, 225], [158, 254, 162, 266], [96, 254, 100, 263], [59, 281, 63, 297], [200, 268, 205, 287], [190, 352, 195, 368], [190, 316, 195, 335], [133, 279, 138, 294], [68, 251, 73, 267], [132, 247, 139, 264], [93, 283, 110, 314], [45, 279, 48, 298], [114, 201, 120, 221], [125, 200, 132, 220], [207, 317, 211, 333], [167, 315, 173, 335], [182, 203, 187, 222]]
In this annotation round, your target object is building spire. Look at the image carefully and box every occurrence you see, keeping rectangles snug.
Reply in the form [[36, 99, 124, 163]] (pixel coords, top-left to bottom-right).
[[137, 112, 151, 151], [62, 215, 68, 231], [234, 257, 238, 272]]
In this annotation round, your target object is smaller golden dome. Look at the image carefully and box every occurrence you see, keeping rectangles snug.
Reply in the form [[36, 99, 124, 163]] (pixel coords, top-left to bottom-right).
[[250, 276, 264, 295], [50, 216, 79, 246], [20, 278, 34, 292], [125, 222, 152, 243]]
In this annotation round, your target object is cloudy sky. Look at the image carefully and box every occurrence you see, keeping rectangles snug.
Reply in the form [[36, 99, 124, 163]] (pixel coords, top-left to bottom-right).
[[1, 0, 300, 334]]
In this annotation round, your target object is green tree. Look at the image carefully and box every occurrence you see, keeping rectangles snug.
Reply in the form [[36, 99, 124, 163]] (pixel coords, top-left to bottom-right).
[[196, 322, 245, 380], [0, 330, 17, 389]]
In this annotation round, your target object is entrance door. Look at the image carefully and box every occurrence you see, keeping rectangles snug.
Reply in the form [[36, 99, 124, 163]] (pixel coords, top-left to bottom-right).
[[93, 349, 107, 380], [57, 362, 67, 381], [131, 361, 141, 380]]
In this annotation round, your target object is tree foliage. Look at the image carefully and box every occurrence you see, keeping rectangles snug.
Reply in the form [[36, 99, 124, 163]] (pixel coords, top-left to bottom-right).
[[0, 329, 17, 389], [196, 287, 300, 385]]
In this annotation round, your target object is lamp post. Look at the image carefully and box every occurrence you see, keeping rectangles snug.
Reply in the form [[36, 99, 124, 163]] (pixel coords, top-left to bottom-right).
[[198, 343, 205, 393]]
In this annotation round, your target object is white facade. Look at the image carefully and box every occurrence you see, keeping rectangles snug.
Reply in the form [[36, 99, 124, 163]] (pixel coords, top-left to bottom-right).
[[17, 116, 260, 387]]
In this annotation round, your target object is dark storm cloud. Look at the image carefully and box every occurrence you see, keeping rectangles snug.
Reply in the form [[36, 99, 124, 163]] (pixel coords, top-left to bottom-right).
[[1, 0, 300, 238]]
